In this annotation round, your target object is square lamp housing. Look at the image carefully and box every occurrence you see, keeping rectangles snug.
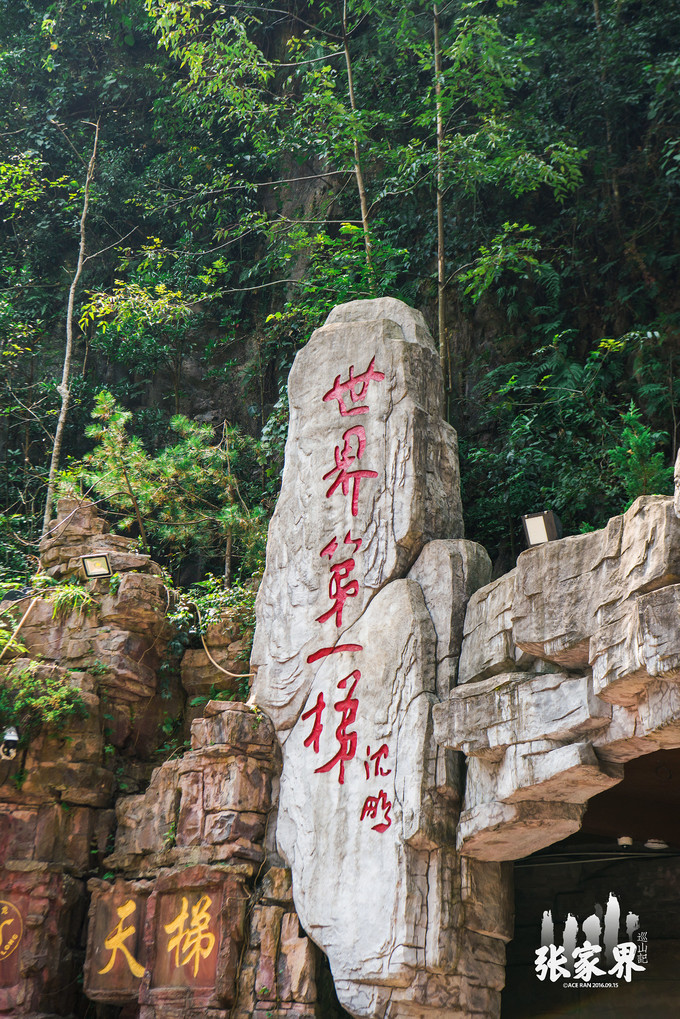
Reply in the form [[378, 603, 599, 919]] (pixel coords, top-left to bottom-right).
[[521, 511, 563, 548], [81, 553, 113, 579]]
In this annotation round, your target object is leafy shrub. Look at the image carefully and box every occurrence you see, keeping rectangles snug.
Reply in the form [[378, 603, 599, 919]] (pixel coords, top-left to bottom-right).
[[607, 402, 674, 506], [0, 659, 87, 748], [169, 574, 257, 702]]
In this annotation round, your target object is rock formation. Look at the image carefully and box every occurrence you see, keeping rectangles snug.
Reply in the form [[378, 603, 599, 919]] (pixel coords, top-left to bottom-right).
[[434, 495, 680, 861], [84, 700, 326, 1019], [0, 499, 330, 1019], [3, 299, 679, 1019], [252, 299, 510, 1018], [251, 297, 463, 732]]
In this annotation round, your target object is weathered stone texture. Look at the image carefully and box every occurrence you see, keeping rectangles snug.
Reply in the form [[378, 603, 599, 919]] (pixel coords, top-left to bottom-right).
[[108, 703, 278, 876], [0, 664, 116, 1016], [2, 502, 286, 1019], [435, 494, 680, 861], [276, 579, 449, 1002], [251, 298, 463, 732], [251, 299, 507, 1019], [457, 570, 524, 684], [408, 539, 491, 698], [0, 866, 86, 1017], [180, 646, 245, 700], [39, 498, 161, 581], [513, 496, 680, 673], [81, 701, 329, 1019], [7, 502, 174, 733], [435, 670, 611, 760]]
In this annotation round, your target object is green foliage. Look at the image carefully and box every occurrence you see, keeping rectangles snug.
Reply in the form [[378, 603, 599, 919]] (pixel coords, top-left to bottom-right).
[[457, 222, 544, 303], [262, 222, 410, 360], [0, 619, 28, 660], [169, 573, 257, 701], [0, 659, 87, 748], [172, 573, 256, 639], [58, 391, 267, 581], [0, 573, 96, 666], [163, 819, 177, 848], [45, 580, 98, 621], [79, 238, 216, 411], [0, 0, 679, 579], [0, 153, 47, 219], [607, 402, 674, 506], [459, 332, 672, 563]]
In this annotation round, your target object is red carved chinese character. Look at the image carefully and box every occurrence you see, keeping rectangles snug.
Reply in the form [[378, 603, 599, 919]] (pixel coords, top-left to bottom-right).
[[344, 529, 362, 553], [323, 357, 385, 416], [307, 643, 363, 664], [320, 530, 361, 561], [320, 537, 338, 559], [316, 558, 359, 627], [360, 790, 392, 832], [364, 744, 392, 780], [301, 692, 326, 754], [323, 425, 378, 517], [315, 670, 360, 785]]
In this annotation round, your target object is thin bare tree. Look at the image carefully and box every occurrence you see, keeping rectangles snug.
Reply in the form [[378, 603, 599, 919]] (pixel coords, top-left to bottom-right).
[[341, 0, 373, 276], [434, 3, 448, 383], [41, 120, 99, 539]]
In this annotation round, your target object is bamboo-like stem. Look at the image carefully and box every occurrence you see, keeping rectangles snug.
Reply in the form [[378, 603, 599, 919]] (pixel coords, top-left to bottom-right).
[[0, 598, 39, 662], [342, 0, 373, 276], [434, 3, 448, 385], [41, 122, 100, 538]]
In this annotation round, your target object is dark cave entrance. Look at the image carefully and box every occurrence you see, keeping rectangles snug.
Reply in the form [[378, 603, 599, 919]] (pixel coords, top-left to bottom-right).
[[501, 748, 680, 1018]]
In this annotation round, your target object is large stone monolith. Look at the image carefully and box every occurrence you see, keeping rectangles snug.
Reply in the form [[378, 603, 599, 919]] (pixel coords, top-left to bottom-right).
[[251, 300, 505, 1019]]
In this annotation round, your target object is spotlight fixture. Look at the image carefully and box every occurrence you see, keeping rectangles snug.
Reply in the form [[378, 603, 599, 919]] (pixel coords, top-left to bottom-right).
[[1, 726, 19, 761], [644, 838, 669, 850], [81, 552, 113, 579], [521, 510, 563, 547]]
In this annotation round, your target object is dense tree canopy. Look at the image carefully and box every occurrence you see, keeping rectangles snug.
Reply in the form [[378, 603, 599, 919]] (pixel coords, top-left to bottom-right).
[[0, 0, 678, 585]]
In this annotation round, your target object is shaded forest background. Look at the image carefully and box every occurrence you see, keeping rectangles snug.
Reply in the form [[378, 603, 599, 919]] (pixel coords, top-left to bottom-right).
[[1, 0, 679, 596]]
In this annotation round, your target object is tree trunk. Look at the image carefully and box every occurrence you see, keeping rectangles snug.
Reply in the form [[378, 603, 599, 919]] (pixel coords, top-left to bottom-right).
[[224, 526, 233, 588], [342, 1, 373, 277], [41, 122, 100, 538], [592, 0, 621, 233], [121, 462, 150, 552], [434, 3, 448, 386]]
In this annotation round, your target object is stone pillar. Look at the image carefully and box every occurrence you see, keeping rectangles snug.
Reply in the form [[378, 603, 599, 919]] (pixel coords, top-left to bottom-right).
[[251, 299, 508, 1018], [433, 495, 680, 861], [83, 701, 329, 1019]]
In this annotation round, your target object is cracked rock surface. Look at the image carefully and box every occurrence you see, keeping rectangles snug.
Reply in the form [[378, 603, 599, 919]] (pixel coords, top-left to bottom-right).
[[251, 297, 463, 732], [435, 495, 680, 861], [251, 300, 507, 1019]]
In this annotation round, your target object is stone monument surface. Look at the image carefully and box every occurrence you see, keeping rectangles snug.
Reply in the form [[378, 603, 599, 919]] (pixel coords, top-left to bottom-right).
[[251, 299, 506, 1018], [435, 495, 680, 861]]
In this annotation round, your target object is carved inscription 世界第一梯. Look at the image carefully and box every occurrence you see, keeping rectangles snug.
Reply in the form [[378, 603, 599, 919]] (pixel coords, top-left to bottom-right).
[[299, 357, 393, 833]]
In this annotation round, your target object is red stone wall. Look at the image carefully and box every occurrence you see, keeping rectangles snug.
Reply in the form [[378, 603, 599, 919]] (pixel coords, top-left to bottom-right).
[[0, 499, 346, 1019]]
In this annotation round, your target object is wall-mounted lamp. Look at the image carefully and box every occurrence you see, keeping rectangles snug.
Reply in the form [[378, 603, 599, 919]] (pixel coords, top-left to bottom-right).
[[81, 552, 113, 579], [521, 510, 563, 547], [1, 726, 19, 761], [644, 838, 669, 850]]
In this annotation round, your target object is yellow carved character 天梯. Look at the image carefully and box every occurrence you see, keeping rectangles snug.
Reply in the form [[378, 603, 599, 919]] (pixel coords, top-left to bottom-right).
[[164, 894, 216, 977], [98, 899, 145, 978]]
